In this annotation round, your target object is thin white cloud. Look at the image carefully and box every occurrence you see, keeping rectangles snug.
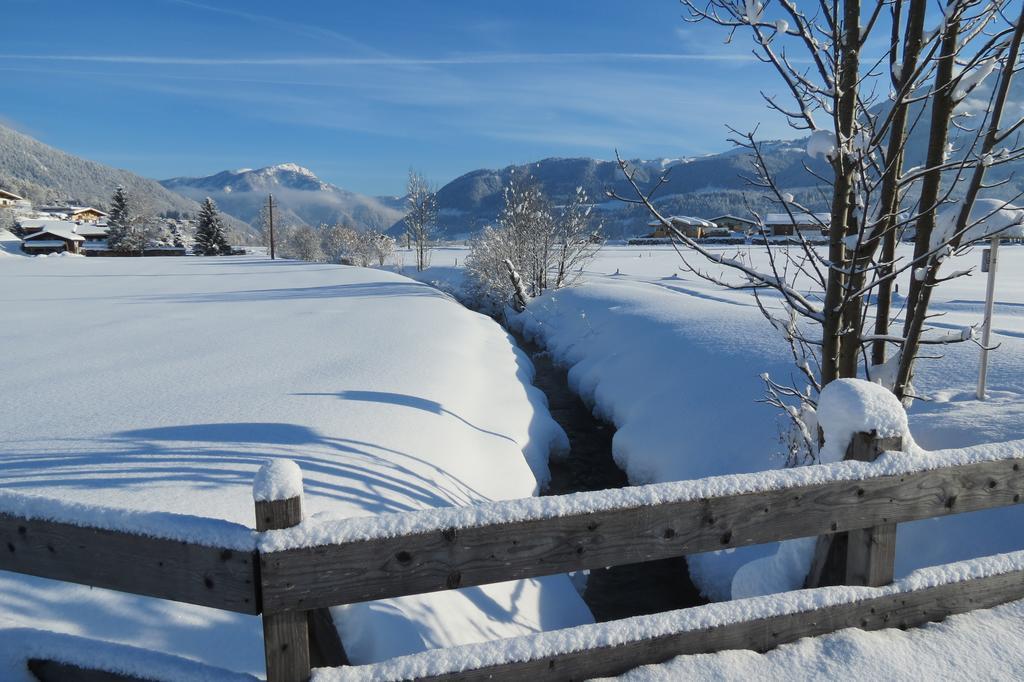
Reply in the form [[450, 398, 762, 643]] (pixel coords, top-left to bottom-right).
[[162, 0, 375, 54], [0, 52, 765, 67]]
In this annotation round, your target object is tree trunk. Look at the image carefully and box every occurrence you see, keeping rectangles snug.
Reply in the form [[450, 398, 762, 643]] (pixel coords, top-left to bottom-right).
[[871, 0, 926, 367], [893, 15, 960, 399], [820, 0, 862, 385]]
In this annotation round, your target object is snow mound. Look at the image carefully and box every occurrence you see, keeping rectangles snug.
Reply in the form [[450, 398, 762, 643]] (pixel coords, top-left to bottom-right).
[[730, 536, 817, 600], [734, 379, 910, 599], [0, 628, 257, 682], [817, 378, 910, 464], [253, 459, 304, 502], [0, 255, 585, 670], [806, 130, 837, 160]]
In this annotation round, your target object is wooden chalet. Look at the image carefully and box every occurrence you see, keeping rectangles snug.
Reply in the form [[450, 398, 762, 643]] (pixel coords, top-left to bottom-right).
[[764, 212, 831, 237], [21, 226, 85, 255], [15, 218, 75, 237], [74, 223, 109, 245], [0, 189, 25, 207], [709, 214, 760, 234], [69, 207, 108, 222], [37, 206, 108, 223], [646, 216, 719, 239]]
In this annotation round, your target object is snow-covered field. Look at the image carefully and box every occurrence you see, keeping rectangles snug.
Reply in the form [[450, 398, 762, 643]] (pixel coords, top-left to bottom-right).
[[6, 242, 1024, 680], [0, 255, 591, 676], [405, 241, 1024, 599]]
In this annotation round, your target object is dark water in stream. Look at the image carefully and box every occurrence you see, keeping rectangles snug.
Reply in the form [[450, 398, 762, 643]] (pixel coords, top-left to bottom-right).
[[512, 331, 707, 621]]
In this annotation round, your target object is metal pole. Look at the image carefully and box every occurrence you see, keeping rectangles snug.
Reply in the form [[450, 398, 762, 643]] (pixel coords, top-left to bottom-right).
[[977, 235, 1000, 400], [268, 194, 276, 260]]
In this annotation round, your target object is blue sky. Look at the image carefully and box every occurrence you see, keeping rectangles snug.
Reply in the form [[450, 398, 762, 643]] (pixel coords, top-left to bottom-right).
[[1, 0, 799, 195]]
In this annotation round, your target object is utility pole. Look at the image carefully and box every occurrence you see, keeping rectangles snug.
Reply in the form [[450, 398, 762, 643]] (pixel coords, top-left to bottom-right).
[[268, 194, 276, 260]]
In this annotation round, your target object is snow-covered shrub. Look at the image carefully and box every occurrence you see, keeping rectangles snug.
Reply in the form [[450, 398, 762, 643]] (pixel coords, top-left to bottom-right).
[[318, 224, 394, 267], [281, 224, 326, 262], [466, 173, 600, 313]]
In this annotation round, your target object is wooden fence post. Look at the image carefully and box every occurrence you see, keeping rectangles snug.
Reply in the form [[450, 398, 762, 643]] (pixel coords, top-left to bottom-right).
[[805, 431, 902, 588], [844, 431, 902, 586], [254, 461, 311, 682]]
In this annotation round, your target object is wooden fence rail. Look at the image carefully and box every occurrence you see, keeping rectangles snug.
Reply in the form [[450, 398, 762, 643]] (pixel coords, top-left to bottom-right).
[[0, 513, 259, 614], [403, 564, 1024, 681], [5, 433, 1024, 682], [259, 453, 1024, 612]]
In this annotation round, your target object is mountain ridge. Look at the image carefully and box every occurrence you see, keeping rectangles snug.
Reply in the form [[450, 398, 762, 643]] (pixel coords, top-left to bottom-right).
[[160, 164, 405, 232]]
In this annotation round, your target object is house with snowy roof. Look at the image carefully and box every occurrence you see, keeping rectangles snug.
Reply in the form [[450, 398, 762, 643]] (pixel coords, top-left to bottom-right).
[[37, 206, 108, 223], [764, 212, 830, 237], [0, 189, 25, 207], [20, 225, 85, 255], [74, 223, 109, 245], [15, 217, 69, 237], [709, 214, 760, 234], [646, 216, 723, 239]]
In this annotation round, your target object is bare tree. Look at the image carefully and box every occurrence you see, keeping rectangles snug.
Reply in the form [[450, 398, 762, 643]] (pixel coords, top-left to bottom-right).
[[405, 170, 438, 271], [613, 0, 1024, 460], [553, 186, 602, 289], [466, 172, 600, 312], [370, 231, 396, 266]]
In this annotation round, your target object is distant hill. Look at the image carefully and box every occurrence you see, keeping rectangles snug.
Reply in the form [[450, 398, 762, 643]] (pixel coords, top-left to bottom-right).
[[416, 72, 1024, 240], [0, 124, 193, 216], [424, 145, 834, 240], [161, 163, 405, 232], [0, 123, 250, 238]]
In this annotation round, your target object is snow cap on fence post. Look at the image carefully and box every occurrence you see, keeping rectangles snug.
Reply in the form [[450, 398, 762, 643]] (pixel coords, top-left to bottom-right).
[[816, 379, 910, 464], [805, 379, 908, 590], [253, 459, 304, 505], [253, 459, 311, 681]]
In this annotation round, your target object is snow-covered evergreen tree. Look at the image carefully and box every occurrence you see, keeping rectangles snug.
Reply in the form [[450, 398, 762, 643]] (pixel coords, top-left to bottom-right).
[[0, 207, 14, 234], [170, 223, 185, 249], [193, 197, 231, 256], [105, 186, 144, 253]]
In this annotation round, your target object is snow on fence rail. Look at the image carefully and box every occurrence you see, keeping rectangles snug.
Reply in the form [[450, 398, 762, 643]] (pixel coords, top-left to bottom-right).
[[6, 435, 1024, 681], [314, 550, 1024, 682], [257, 438, 1024, 611]]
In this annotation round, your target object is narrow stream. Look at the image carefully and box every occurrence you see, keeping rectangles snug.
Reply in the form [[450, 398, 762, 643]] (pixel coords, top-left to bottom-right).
[[511, 331, 707, 621]]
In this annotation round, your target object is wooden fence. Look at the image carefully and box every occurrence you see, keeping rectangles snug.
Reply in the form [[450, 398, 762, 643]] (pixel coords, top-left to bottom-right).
[[4, 431, 1024, 681]]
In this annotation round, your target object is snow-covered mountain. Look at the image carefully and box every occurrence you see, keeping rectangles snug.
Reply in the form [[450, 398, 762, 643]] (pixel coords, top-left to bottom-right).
[[161, 163, 405, 232]]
